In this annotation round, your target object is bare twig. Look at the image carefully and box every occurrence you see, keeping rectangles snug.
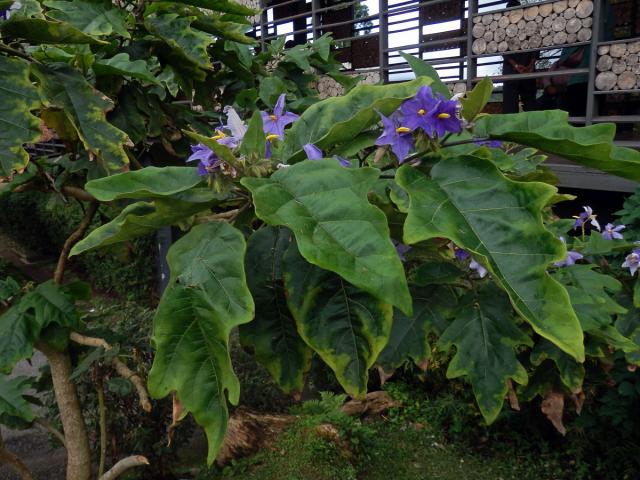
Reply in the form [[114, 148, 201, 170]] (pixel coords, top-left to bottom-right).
[[34, 417, 66, 448], [97, 380, 107, 478], [54, 201, 99, 284], [69, 333, 152, 412], [99, 455, 149, 480]]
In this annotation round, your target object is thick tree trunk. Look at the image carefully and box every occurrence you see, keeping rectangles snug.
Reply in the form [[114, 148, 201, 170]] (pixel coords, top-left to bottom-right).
[[38, 344, 92, 480]]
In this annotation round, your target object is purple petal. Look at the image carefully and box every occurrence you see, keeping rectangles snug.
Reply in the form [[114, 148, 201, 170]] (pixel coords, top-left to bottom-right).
[[335, 156, 352, 167], [455, 248, 470, 261], [273, 94, 286, 117], [303, 143, 323, 160], [279, 111, 300, 126]]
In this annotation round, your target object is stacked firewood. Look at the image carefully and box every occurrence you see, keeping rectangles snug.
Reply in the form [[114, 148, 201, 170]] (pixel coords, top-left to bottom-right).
[[595, 41, 640, 91], [314, 71, 381, 98], [472, 0, 593, 54]]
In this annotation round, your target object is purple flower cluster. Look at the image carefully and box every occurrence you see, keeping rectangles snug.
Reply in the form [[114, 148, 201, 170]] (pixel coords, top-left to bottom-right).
[[187, 95, 300, 176], [375, 85, 463, 163]]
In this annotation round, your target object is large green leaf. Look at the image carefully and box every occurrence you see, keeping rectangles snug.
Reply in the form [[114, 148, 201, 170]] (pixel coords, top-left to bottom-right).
[[283, 241, 392, 397], [474, 110, 640, 182], [0, 307, 37, 374], [148, 223, 254, 465], [171, 0, 257, 15], [0, 56, 41, 177], [145, 13, 213, 69], [398, 52, 449, 98], [0, 18, 107, 44], [396, 156, 584, 361], [239, 227, 312, 393], [93, 53, 159, 84], [0, 375, 34, 424], [19, 281, 79, 329], [0, 281, 79, 373], [34, 63, 131, 174], [281, 77, 432, 163], [437, 285, 532, 423], [553, 265, 627, 332], [377, 286, 456, 372], [85, 166, 204, 201], [531, 339, 584, 393], [70, 199, 212, 256], [44, 0, 130, 38], [192, 15, 257, 44], [242, 160, 412, 315]]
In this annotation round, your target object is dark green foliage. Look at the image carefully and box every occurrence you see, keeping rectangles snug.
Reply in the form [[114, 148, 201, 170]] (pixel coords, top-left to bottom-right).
[[0, 191, 157, 303]]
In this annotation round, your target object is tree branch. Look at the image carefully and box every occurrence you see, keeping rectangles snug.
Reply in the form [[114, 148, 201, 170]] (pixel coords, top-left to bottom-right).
[[98, 455, 149, 480], [97, 380, 107, 478], [61, 186, 96, 203], [34, 417, 66, 448], [69, 333, 152, 412], [53, 201, 99, 284], [36, 342, 92, 480]]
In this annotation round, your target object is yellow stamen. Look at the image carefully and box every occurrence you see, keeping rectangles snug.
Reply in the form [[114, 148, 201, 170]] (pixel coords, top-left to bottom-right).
[[211, 130, 226, 141], [270, 114, 277, 121], [418, 108, 426, 115], [266, 134, 280, 141], [437, 113, 451, 119], [396, 127, 411, 133]]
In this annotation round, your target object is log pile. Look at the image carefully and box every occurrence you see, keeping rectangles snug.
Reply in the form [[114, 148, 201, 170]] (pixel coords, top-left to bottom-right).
[[314, 71, 381, 98], [595, 41, 640, 91], [472, 0, 593, 54]]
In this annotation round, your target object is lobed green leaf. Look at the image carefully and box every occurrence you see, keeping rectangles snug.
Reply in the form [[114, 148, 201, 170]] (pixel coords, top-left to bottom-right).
[[148, 223, 254, 465], [0, 56, 41, 177], [438, 285, 532, 423], [397, 156, 584, 360], [283, 242, 392, 398], [475, 110, 640, 181], [242, 160, 412, 315], [239, 227, 312, 393]]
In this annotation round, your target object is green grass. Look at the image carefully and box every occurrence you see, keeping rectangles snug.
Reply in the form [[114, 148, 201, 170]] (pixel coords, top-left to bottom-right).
[[201, 391, 570, 480]]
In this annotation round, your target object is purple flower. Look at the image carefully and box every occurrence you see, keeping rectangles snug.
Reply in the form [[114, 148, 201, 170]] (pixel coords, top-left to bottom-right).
[[453, 246, 487, 277], [400, 85, 438, 132], [187, 144, 220, 176], [469, 257, 488, 278], [573, 206, 601, 231], [375, 111, 414, 163], [602, 223, 625, 240], [261, 94, 299, 138], [303, 143, 323, 160], [393, 240, 411, 262], [622, 249, 640, 277], [474, 139, 502, 148], [554, 236, 584, 267], [426, 97, 463, 138], [454, 248, 470, 261]]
